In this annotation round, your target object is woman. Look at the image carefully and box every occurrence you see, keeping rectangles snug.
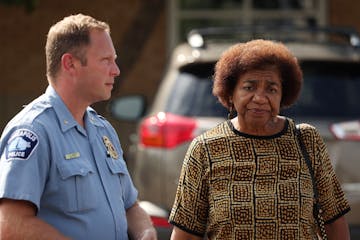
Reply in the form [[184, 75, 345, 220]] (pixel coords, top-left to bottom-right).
[[168, 39, 350, 239]]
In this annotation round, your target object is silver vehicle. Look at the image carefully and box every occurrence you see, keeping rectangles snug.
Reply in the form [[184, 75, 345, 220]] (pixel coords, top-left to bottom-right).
[[111, 26, 360, 239]]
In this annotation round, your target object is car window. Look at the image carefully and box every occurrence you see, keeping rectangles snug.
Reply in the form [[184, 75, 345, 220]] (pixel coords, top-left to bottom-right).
[[165, 63, 228, 117], [282, 61, 360, 118], [165, 61, 360, 119]]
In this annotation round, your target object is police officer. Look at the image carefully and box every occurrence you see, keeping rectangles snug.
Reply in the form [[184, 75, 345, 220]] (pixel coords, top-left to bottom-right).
[[0, 14, 157, 240]]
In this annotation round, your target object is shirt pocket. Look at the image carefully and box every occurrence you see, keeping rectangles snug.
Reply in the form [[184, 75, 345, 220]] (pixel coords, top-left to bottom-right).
[[56, 159, 98, 212], [105, 156, 128, 175], [104, 156, 134, 206]]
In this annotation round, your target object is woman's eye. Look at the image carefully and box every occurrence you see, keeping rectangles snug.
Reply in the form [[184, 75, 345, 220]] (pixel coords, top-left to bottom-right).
[[269, 88, 279, 93]]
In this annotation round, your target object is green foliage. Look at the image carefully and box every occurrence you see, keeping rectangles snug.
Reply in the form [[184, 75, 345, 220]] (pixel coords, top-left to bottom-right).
[[0, 0, 38, 12]]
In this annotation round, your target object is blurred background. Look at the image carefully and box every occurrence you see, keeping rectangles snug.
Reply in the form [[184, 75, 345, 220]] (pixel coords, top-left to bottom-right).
[[1, 1, 360, 238], [1, 0, 360, 153]]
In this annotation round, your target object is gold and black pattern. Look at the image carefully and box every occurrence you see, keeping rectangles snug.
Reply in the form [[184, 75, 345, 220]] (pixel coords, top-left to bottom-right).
[[233, 162, 255, 182], [232, 184, 252, 202], [255, 176, 277, 197], [301, 198, 315, 222], [231, 140, 254, 162], [169, 119, 350, 239], [208, 137, 231, 161], [256, 197, 276, 219], [279, 163, 299, 180], [257, 155, 277, 175], [256, 222, 277, 239], [276, 137, 300, 161], [186, 153, 204, 188], [299, 123, 350, 223], [280, 227, 298, 240], [278, 181, 298, 202], [279, 204, 299, 224], [235, 227, 254, 239], [233, 204, 254, 225]]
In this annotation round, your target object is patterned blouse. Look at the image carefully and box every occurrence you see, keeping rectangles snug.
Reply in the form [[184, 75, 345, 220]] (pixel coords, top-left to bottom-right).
[[169, 118, 350, 240]]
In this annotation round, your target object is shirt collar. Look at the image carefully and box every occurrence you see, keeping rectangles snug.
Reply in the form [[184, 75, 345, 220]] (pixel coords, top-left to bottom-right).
[[45, 85, 105, 133], [85, 108, 105, 128], [45, 86, 78, 133]]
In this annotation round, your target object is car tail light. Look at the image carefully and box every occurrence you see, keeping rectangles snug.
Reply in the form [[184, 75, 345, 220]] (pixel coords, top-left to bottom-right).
[[329, 120, 360, 141], [139, 112, 196, 148], [151, 215, 172, 228]]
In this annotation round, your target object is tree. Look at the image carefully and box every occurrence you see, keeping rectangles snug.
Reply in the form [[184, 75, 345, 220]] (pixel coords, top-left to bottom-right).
[[0, 0, 38, 12]]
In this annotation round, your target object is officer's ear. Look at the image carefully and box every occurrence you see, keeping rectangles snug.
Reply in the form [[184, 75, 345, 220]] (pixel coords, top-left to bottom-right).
[[61, 53, 77, 73]]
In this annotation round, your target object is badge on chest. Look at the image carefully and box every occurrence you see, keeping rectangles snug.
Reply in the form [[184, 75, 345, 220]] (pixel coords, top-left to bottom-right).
[[102, 136, 118, 160]]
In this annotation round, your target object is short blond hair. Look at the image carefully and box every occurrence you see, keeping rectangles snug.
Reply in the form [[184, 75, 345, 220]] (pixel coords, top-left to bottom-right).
[[45, 14, 110, 81]]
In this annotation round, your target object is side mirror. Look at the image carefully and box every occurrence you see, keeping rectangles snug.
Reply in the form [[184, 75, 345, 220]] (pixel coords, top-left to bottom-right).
[[109, 95, 146, 121]]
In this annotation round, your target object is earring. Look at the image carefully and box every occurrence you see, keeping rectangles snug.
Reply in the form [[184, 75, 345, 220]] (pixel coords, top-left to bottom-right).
[[228, 103, 237, 119]]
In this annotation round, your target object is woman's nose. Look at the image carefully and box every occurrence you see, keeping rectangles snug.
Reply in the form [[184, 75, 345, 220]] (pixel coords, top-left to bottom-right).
[[252, 90, 267, 103]]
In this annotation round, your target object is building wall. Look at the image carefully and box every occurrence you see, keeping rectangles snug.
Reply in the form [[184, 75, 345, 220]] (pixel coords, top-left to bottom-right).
[[329, 0, 360, 31], [0, 0, 167, 149]]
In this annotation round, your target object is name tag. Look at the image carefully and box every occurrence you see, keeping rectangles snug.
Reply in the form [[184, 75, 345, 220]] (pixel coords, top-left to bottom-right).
[[65, 152, 80, 160]]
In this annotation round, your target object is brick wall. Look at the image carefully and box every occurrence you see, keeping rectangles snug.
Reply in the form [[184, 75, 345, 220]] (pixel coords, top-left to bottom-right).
[[329, 0, 360, 32], [0, 0, 167, 149]]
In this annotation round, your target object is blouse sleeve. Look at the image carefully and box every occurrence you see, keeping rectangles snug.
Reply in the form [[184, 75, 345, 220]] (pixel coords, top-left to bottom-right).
[[303, 125, 350, 223], [169, 137, 210, 237]]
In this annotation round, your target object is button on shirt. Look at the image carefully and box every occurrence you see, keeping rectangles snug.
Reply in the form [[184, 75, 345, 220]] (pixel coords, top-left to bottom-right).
[[0, 86, 138, 240]]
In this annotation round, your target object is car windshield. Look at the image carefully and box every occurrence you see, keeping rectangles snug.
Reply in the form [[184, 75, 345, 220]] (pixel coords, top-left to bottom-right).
[[165, 63, 228, 117], [165, 61, 360, 119]]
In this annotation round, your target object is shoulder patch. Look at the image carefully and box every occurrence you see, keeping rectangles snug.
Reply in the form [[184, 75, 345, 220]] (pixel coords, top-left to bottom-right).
[[6, 129, 39, 160]]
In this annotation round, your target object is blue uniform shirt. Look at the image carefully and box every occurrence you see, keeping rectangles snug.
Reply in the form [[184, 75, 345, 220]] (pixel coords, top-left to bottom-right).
[[0, 86, 138, 240]]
